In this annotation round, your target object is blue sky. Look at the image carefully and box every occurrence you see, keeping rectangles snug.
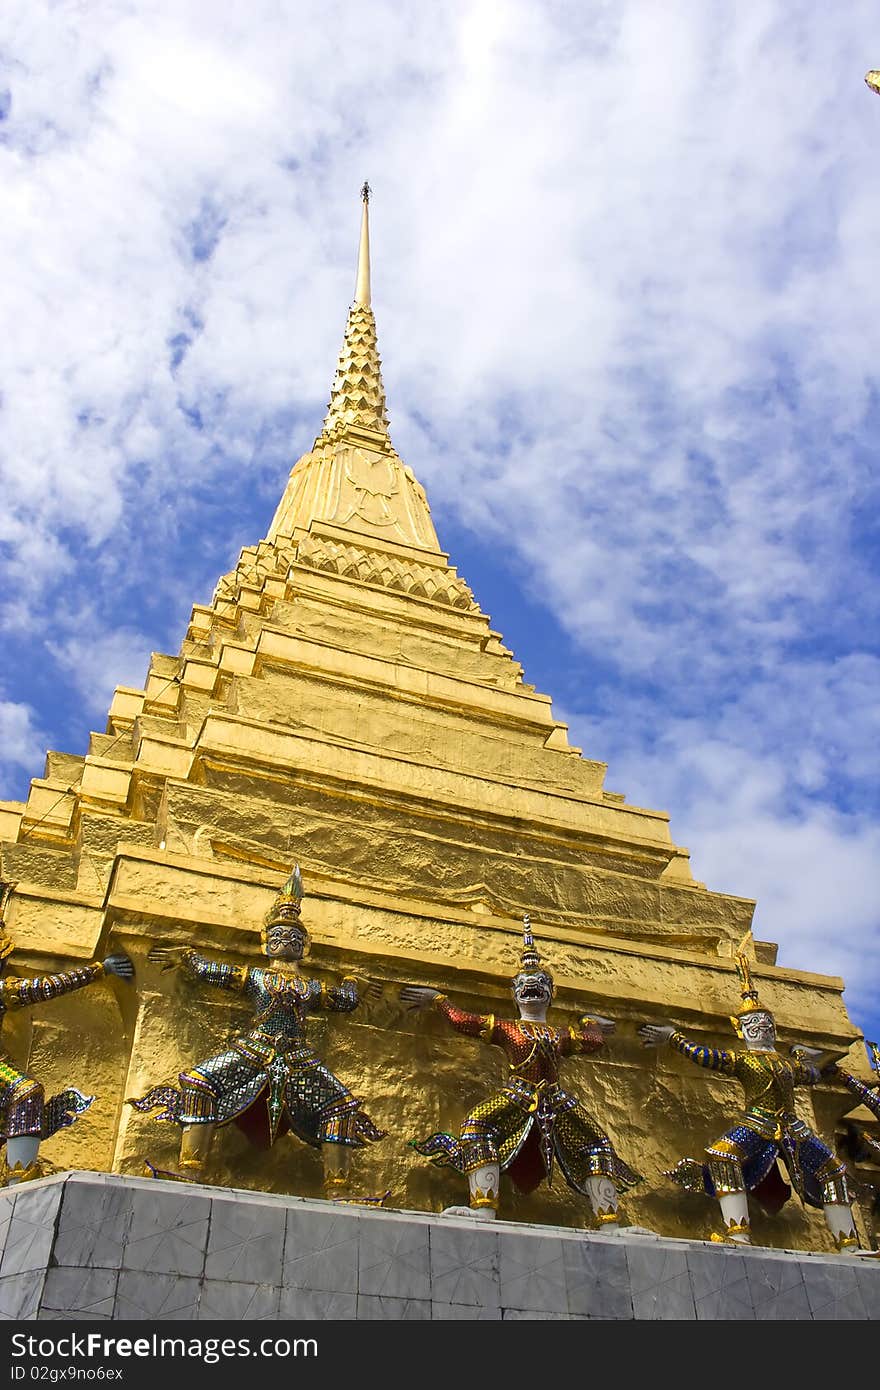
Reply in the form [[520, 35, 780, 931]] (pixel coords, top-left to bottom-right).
[[1, 1, 879, 1047]]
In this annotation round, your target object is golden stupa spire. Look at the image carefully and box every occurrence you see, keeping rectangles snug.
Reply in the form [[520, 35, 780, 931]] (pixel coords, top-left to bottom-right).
[[318, 181, 390, 445], [265, 182, 442, 553]]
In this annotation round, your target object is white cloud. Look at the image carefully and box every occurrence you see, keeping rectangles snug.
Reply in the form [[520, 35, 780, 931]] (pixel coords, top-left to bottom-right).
[[562, 708, 880, 1022], [0, 698, 46, 778], [47, 623, 155, 716]]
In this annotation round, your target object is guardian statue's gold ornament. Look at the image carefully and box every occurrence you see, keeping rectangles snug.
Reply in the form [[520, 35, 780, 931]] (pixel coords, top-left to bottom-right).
[[130, 866, 385, 1189], [0, 882, 134, 1185], [401, 916, 641, 1225], [638, 947, 862, 1250]]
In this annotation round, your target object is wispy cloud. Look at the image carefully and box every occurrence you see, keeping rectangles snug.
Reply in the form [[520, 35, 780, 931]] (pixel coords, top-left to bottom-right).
[[0, 697, 46, 780], [47, 619, 158, 716], [561, 706, 880, 1021]]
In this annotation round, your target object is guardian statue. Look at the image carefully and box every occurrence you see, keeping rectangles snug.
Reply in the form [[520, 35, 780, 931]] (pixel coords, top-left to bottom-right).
[[638, 948, 861, 1250], [0, 882, 134, 1184], [130, 866, 385, 1190], [401, 916, 640, 1226]]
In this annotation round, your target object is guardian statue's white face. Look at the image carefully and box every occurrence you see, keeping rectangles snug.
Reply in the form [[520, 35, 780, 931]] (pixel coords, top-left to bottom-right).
[[512, 969, 554, 1020], [265, 914, 306, 962], [739, 1010, 776, 1051]]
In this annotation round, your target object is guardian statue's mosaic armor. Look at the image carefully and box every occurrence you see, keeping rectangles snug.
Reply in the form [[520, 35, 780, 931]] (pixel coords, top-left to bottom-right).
[[0, 883, 134, 1185], [401, 917, 640, 1225], [131, 867, 385, 1188], [639, 947, 861, 1250]]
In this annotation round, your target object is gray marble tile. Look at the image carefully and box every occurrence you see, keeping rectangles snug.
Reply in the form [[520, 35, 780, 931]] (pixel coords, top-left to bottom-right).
[[801, 1260, 868, 1319], [498, 1231, 567, 1314], [122, 1189, 210, 1277], [356, 1294, 431, 1319], [688, 1246, 754, 1320], [563, 1236, 631, 1319], [625, 1243, 689, 1294], [855, 1263, 880, 1318], [431, 1302, 502, 1320], [747, 1253, 811, 1320], [0, 1182, 62, 1276], [198, 1280, 281, 1320], [0, 1270, 44, 1320], [429, 1223, 500, 1308], [54, 1180, 133, 1270], [757, 1283, 814, 1319], [283, 1208, 359, 1293], [115, 1271, 200, 1320], [39, 1267, 118, 1320], [358, 1219, 431, 1299], [205, 1197, 284, 1285], [626, 1244, 695, 1320], [632, 1274, 695, 1320], [278, 1287, 356, 1319]]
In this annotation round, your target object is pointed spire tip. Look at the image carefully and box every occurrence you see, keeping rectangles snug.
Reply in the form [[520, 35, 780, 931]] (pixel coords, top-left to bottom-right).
[[355, 181, 371, 307]]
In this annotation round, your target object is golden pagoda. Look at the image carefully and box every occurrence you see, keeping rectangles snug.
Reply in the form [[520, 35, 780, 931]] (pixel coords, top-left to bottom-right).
[[0, 189, 874, 1247]]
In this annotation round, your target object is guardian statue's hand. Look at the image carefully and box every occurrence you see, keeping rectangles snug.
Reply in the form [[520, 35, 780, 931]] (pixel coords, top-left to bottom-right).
[[399, 985, 441, 1011], [584, 1014, 615, 1037], [346, 976, 384, 1002], [638, 1022, 676, 1048], [103, 953, 135, 980], [148, 945, 185, 972]]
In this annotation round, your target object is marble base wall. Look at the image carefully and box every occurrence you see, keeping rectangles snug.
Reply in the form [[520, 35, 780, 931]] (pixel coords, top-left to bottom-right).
[[0, 1172, 877, 1321]]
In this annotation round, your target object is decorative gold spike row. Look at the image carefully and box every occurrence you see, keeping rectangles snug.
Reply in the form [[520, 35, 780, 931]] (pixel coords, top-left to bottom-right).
[[2, 1158, 44, 1186], [710, 1218, 751, 1244], [833, 1229, 859, 1252], [595, 1207, 619, 1225], [470, 1186, 497, 1210]]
